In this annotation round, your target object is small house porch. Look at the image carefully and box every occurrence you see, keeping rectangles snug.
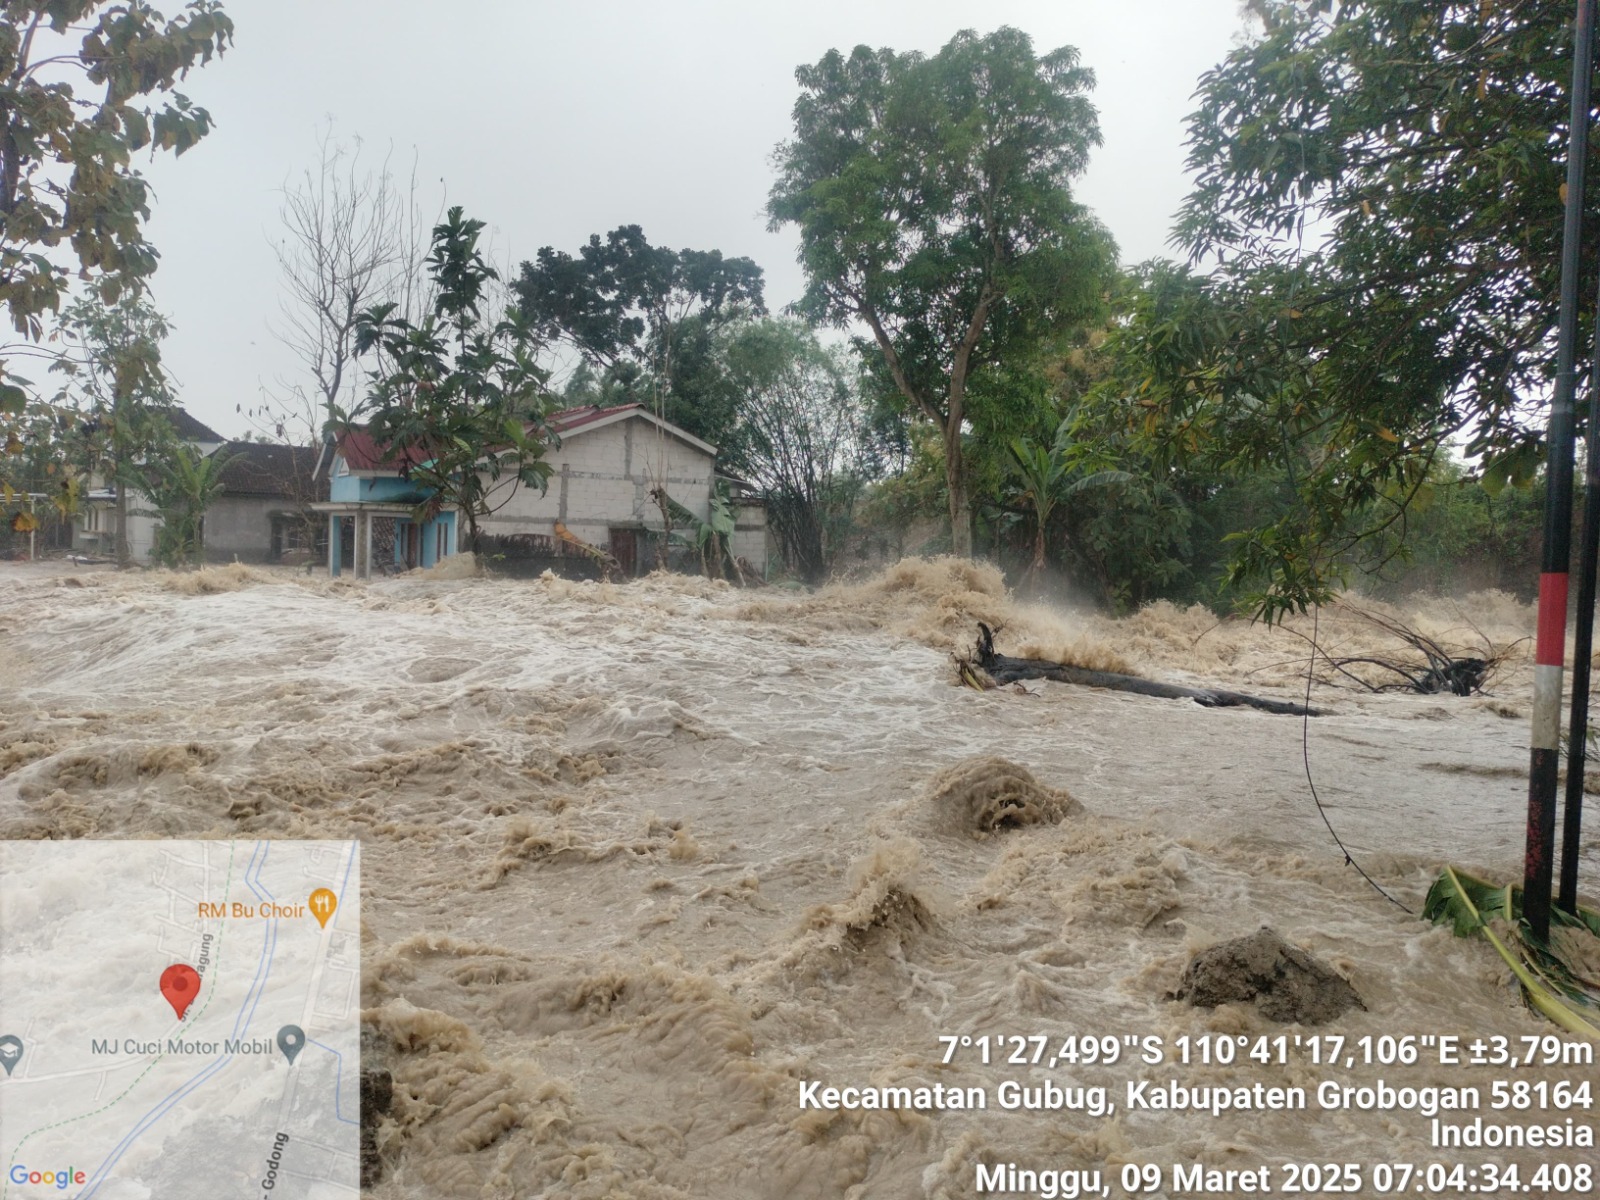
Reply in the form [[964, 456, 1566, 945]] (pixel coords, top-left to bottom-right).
[[311, 503, 456, 578]]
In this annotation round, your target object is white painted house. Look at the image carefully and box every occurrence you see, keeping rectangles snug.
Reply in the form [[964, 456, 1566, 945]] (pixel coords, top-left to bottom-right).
[[73, 409, 226, 562]]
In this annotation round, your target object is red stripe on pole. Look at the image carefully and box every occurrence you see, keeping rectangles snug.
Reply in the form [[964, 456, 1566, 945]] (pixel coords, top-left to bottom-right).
[[1538, 572, 1571, 667]]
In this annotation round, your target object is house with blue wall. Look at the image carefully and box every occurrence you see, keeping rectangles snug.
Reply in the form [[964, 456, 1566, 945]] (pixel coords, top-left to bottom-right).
[[310, 407, 774, 579], [312, 430, 457, 577]]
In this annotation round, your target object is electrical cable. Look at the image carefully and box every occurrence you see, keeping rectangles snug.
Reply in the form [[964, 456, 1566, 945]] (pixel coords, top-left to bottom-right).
[[1301, 603, 1415, 914]]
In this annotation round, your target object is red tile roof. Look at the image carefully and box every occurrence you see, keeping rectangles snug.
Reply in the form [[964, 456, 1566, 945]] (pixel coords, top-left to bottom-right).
[[333, 403, 696, 475], [547, 403, 643, 435], [333, 429, 434, 472]]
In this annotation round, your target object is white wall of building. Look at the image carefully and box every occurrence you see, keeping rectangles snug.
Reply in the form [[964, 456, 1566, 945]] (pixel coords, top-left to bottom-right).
[[74, 489, 161, 562], [478, 415, 715, 549], [729, 499, 771, 571]]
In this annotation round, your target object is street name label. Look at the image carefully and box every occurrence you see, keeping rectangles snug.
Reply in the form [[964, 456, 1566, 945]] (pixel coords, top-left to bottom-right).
[[0, 840, 360, 1198]]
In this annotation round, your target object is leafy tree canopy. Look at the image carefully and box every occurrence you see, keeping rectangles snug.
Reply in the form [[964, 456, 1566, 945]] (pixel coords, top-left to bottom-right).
[[1133, 0, 1589, 616], [348, 206, 551, 551], [718, 317, 869, 580], [514, 226, 764, 458], [0, 1, 230, 416], [767, 25, 1118, 556], [514, 225, 765, 370]]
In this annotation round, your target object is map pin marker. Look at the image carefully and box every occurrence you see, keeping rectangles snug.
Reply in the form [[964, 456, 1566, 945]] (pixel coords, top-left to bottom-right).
[[308, 888, 337, 929], [0, 1035, 22, 1077], [160, 964, 201, 1020], [277, 1025, 305, 1065]]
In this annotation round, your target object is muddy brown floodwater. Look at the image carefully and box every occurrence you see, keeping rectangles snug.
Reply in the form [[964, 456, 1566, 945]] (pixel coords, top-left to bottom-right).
[[1, 557, 1595, 1198]]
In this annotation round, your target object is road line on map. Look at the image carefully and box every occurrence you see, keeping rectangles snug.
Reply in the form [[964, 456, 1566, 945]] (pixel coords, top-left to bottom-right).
[[1, 842, 237, 1200]]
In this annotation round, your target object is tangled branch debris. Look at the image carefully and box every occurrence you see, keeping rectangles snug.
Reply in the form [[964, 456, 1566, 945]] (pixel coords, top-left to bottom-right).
[[553, 521, 625, 581], [963, 623, 1321, 716], [1307, 603, 1513, 696]]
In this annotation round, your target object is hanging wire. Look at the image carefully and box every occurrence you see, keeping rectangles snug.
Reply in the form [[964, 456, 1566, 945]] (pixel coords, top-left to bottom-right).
[[1302, 603, 1415, 914]]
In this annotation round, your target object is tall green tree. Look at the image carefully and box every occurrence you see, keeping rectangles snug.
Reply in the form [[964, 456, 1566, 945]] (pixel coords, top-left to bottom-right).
[[348, 206, 551, 554], [58, 291, 174, 566], [1135, 0, 1593, 616], [0, 1, 230, 424], [513, 225, 764, 447], [719, 317, 869, 581], [767, 26, 1118, 558]]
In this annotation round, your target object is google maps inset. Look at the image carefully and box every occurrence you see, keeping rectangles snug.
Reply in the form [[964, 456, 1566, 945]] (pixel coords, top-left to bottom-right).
[[0, 840, 360, 1198]]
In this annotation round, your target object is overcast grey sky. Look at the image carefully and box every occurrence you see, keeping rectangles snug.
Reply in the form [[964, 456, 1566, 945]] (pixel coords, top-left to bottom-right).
[[135, 0, 1249, 440]]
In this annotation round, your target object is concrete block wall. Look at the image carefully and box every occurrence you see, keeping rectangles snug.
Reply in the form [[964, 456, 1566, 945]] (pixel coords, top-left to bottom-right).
[[204, 496, 278, 562], [477, 416, 715, 549], [730, 499, 771, 571]]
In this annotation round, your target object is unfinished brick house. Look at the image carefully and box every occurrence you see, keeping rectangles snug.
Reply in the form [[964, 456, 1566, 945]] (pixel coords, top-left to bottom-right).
[[477, 403, 768, 576], [318, 403, 770, 578]]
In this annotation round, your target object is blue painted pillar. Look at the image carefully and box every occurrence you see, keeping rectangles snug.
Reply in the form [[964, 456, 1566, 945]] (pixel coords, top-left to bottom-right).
[[328, 514, 341, 577]]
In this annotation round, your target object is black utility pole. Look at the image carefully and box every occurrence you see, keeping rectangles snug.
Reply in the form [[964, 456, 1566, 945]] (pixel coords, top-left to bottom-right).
[[1563, 311, 1600, 916], [1529, 0, 1597, 943]]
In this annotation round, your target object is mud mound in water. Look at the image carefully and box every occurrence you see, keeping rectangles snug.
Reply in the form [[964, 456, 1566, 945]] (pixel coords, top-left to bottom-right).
[[157, 563, 268, 594], [1172, 926, 1364, 1024], [920, 755, 1082, 837], [786, 841, 941, 974], [420, 552, 480, 579]]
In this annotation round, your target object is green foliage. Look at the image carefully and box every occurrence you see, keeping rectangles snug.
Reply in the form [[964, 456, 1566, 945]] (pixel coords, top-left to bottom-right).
[[1425, 867, 1600, 1036], [718, 317, 869, 581], [515, 225, 764, 453], [144, 438, 229, 566], [0, 0, 230, 418], [854, 425, 949, 551], [1140, 0, 1595, 617], [56, 291, 175, 564], [768, 26, 1118, 557], [0, 397, 82, 552], [1353, 460, 1546, 599], [1006, 422, 1131, 586], [516, 226, 764, 369], [661, 478, 738, 578], [348, 207, 551, 551]]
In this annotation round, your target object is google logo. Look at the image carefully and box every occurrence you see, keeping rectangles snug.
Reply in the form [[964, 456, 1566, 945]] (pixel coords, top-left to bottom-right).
[[7, 1166, 86, 1189]]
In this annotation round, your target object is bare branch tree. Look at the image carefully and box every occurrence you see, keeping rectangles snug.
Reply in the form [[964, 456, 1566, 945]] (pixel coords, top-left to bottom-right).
[[261, 125, 439, 435], [244, 125, 443, 555]]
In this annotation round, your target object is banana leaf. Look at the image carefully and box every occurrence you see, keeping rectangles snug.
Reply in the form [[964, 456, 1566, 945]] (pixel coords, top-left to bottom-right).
[[1424, 867, 1600, 1041]]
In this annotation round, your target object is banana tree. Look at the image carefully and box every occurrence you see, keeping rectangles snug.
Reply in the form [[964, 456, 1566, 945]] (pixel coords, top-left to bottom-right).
[[1008, 424, 1130, 587], [658, 479, 738, 579], [144, 442, 233, 567]]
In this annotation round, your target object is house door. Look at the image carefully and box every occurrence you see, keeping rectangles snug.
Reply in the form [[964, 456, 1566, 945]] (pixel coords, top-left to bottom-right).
[[404, 523, 420, 569], [609, 528, 637, 577]]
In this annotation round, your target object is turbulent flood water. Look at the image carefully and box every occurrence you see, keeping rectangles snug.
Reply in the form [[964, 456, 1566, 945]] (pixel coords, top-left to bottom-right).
[[1, 558, 1595, 1197]]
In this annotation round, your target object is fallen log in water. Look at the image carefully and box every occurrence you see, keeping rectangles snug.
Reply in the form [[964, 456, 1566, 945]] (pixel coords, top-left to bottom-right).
[[969, 623, 1324, 717]]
